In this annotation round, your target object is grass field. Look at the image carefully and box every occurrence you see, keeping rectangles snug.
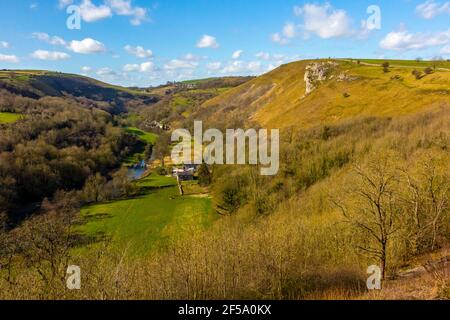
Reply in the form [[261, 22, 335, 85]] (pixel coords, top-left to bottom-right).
[[77, 174, 216, 256], [356, 58, 450, 69], [124, 127, 159, 165], [125, 127, 159, 144], [0, 112, 22, 124]]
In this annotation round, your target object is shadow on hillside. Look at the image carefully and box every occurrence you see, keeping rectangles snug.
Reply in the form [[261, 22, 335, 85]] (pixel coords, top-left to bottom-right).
[[283, 269, 367, 299], [71, 230, 111, 248]]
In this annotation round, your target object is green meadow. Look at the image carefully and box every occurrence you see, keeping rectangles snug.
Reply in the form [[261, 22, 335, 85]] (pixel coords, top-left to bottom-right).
[[0, 112, 22, 124], [125, 127, 159, 144], [124, 127, 159, 165], [77, 174, 216, 256]]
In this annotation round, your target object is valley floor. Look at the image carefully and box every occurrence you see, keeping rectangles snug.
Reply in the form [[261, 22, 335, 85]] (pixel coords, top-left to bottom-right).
[[76, 174, 216, 256]]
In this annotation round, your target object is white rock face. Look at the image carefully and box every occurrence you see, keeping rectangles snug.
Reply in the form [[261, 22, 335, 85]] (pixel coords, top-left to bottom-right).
[[303, 61, 338, 96]]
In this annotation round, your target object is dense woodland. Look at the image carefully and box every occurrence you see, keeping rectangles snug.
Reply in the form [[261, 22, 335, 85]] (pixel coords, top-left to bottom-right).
[[0, 90, 140, 222]]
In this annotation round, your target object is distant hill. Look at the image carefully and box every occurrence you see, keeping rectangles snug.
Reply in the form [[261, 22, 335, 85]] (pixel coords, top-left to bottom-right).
[[0, 70, 160, 114], [195, 59, 450, 129]]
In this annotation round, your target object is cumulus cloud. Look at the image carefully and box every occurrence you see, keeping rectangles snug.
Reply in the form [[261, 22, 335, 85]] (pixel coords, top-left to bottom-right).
[[196, 35, 219, 49], [379, 29, 450, 51], [96, 67, 117, 76], [68, 38, 106, 54], [0, 54, 19, 63], [123, 62, 155, 72], [164, 59, 199, 70], [106, 0, 148, 25], [221, 60, 262, 74], [294, 3, 353, 39], [283, 22, 297, 39], [81, 66, 92, 72], [416, 1, 450, 19], [271, 4, 356, 45], [255, 52, 271, 60], [232, 50, 243, 59], [79, 0, 112, 22], [60, 0, 148, 26], [31, 50, 71, 61], [124, 45, 153, 58], [0, 41, 9, 49], [271, 33, 290, 45], [32, 32, 67, 46]]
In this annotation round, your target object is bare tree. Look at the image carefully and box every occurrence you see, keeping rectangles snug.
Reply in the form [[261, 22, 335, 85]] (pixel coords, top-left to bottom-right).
[[401, 158, 449, 253], [333, 159, 403, 279]]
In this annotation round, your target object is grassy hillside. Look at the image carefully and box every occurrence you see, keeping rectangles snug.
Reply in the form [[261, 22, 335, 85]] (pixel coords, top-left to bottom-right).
[[197, 59, 450, 129], [76, 174, 215, 256], [0, 70, 159, 113]]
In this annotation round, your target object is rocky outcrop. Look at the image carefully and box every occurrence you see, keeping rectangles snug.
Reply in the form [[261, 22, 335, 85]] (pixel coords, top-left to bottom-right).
[[303, 61, 337, 96], [337, 72, 358, 82]]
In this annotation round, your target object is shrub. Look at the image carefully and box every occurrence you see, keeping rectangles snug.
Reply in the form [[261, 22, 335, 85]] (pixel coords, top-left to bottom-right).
[[155, 166, 167, 176], [424, 67, 433, 75], [412, 70, 423, 80], [197, 163, 212, 186]]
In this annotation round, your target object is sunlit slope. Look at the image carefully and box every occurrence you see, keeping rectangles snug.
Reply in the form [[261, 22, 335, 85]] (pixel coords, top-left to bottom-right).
[[199, 60, 450, 129]]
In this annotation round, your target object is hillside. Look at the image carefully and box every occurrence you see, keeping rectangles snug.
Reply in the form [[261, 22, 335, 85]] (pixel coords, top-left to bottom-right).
[[0, 70, 159, 114], [196, 59, 450, 129]]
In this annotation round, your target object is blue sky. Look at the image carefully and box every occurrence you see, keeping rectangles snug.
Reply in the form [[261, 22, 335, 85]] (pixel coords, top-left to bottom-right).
[[0, 0, 449, 87]]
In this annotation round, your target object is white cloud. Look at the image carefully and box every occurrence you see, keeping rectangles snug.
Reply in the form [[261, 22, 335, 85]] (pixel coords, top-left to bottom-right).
[[139, 61, 154, 72], [68, 38, 106, 54], [96, 67, 117, 76], [416, 1, 450, 19], [196, 35, 219, 49], [81, 66, 92, 72], [255, 52, 271, 60], [283, 22, 297, 38], [294, 3, 353, 39], [164, 59, 198, 70], [0, 54, 19, 63], [31, 50, 71, 61], [123, 64, 140, 72], [124, 45, 153, 58], [183, 53, 205, 61], [32, 32, 67, 46], [380, 29, 450, 51], [106, 0, 148, 25], [207, 62, 222, 71], [123, 62, 155, 72], [0, 41, 9, 49], [247, 61, 262, 72], [232, 50, 243, 59], [58, 0, 147, 25], [271, 33, 289, 45], [221, 61, 262, 74], [58, 0, 73, 9], [79, 0, 112, 22]]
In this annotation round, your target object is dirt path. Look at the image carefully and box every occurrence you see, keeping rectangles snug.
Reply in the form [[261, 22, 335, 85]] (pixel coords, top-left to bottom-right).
[[363, 246, 449, 300]]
